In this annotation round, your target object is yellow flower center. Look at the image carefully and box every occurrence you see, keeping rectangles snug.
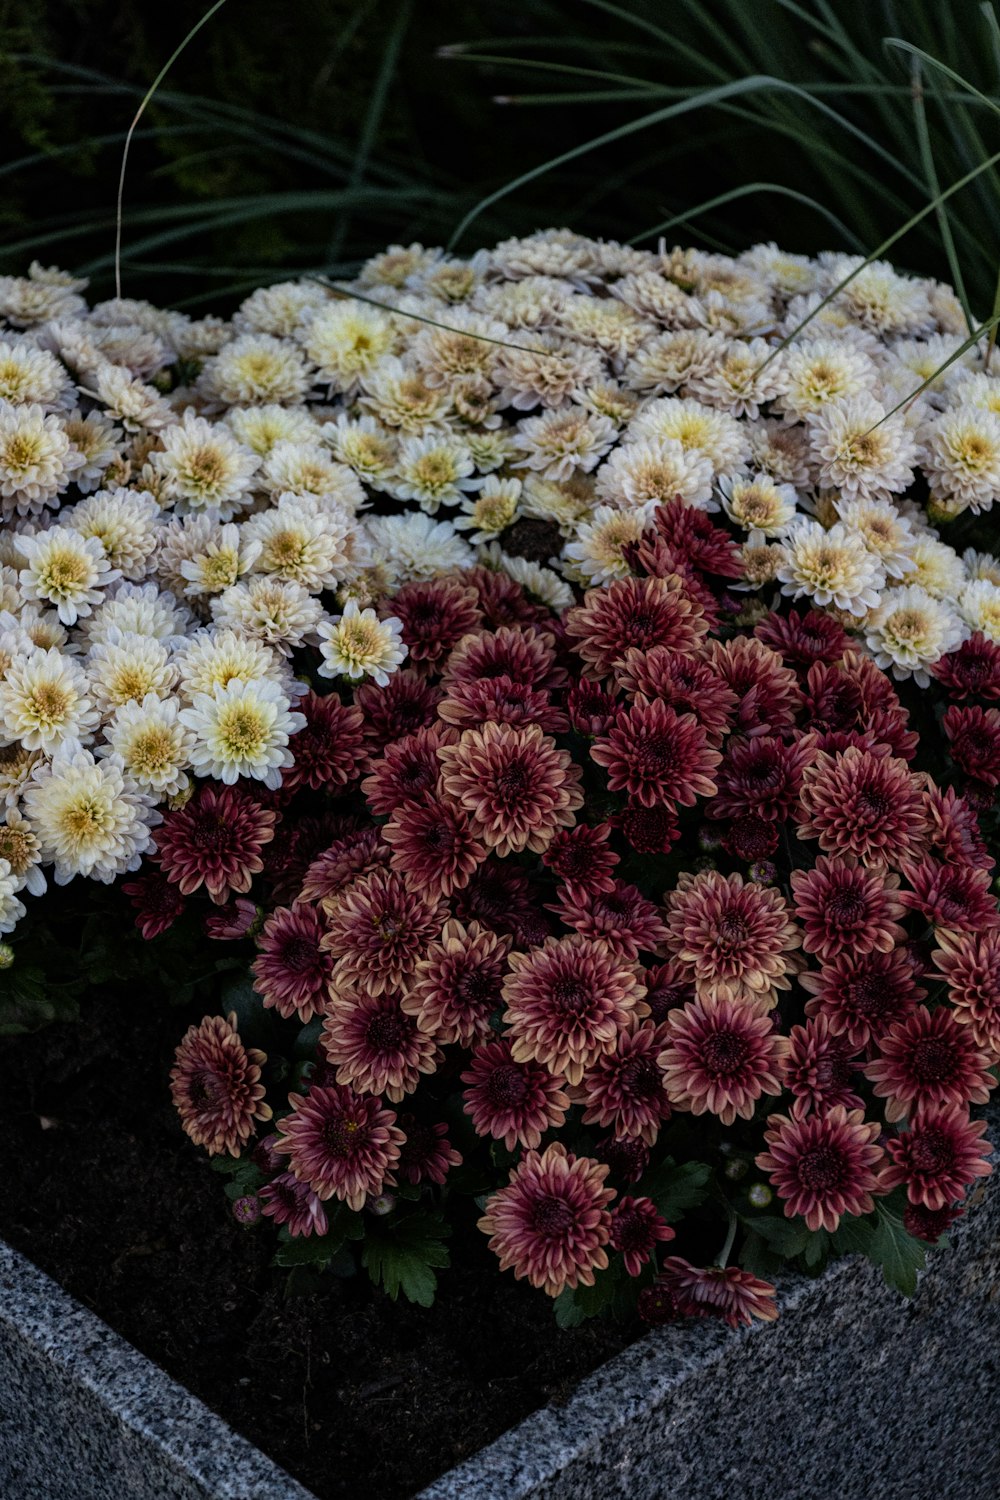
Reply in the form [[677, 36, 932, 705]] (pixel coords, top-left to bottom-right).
[[218, 702, 268, 758], [30, 683, 71, 724], [4, 433, 42, 470]]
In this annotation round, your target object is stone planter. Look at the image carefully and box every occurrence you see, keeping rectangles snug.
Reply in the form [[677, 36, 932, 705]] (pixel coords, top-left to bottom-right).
[[2, 1155, 997, 1500]]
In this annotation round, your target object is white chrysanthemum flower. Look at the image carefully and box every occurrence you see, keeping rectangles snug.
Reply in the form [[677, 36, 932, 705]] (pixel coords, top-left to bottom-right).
[[718, 473, 798, 536], [174, 628, 287, 704], [864, 584, 966, 686], [493, 334, 605, 412], [258, 439, 365, 510], [389, 432, 478, 511], [58, 409, 121, 493], [358, 242, 440, 289], [364, 512, 473, 581], [0, 337, 73, 410], [90, 363, 175, 431], [224, 402, 320, 457], [454, 476, 522, 543], [466, 429, 516, 474], [739, 242, 818, 296], [152, 409, 259, 520], [233, 280, 328, 337], [80, 581, 194, 651], [624, 328, 724, 396], [87, 632, 177, 716], [0, 401, 82, 515], [595, 436, 714, 510], [99, 694, 194, 798], [299, 300, 396, 393], [611, 271, 701, 328], [694, 289, 774, 338], [243, 492, 361, 592], [22, 741, 157, 884], [746, 419, 812, 488], [415, 257, 480, 304], [0, 857, 26, 933], [17, 526, 118, 625], [180, 677, 305, 789], [807, 394, 918, 500], [823, 254, 935, 336], [0, 270, 86, 328], [323, 412, 398, 484], [177, 520, 262, 599], [555, 295, 651, 366], [410, 311, 507, 387], [13, 604, 68, 654], [358, 356, 454, 432], [473, 274, 570, 330], [908, 536, 967, 600], [0, 743, 41, 808], [922, 405, 1000, 515], [564, 504, 653, 585], [65, 487, 160, 581], [574, 379, 640, 427], [888, 335, 973, 400], [199, 332, 311, 406], [512, 406, 617, 481], [317, 602, 407, 687], [626, 396, 749, 476], [835, 496, 917, 580], [0, 646, 99, 752], [684, 337, 782, 419], [519, 474, 593, 536], [947, 371, 1000, 418], [776, 519, 886, 616], [773, 338, 878, 423], [211, 576, 324, 655], [959, 579, 1000, 642], [480, 543, 575, 611], [488, 229, 602, 288], [0, 806, 45, 896], [963, 549, 1000, 587]]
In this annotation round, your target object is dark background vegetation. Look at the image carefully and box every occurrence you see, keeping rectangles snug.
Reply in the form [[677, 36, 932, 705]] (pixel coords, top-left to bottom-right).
[[2, 0, 999, 314]]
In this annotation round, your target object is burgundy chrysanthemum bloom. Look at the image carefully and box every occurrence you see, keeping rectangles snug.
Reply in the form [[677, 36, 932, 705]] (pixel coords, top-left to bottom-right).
[[652, 497, 743, 578], [462, 1037, 570, 1150], [298, 827, 388, 906], [656, 1257, 778, 1328], [658, 993, 789, 1124], [807, 653, 918, 760], [590, 696, 721, 809], [925, 785, 994, 873], [564, 678, 619, 736], [596, 1134, 651, 1183], [899, 858, 1000, 936], [437, 674, 567, 734], [395, 1115, 462, 1186], [361, 723, 456, 818], [640, 960, 695, 1022], [551, 878, 669, 961], [279, 691, 368, 794], [252, 902, 332, 1023], [618, 800, 681, 854], [784, 1016, 863, 1116], [263, 808, 358, 905], [156, 783, 278, 904], [453, 856, 539, 941], [259, 1171, 329, 1238], [702, 636, 803, 739], [403, 918, 511, 1046], [636, 1277, 701, 1324], [931, 631, 1000, 701], [578, 1022, 672, 1144], [933, 929, 1000, 1057], [565, 575, 709, 680], [719, 814, 780, 863], [276, 1084, 404, 1210], [204, 896, 258, 941], [943, 704, 1000, 786], [356, 669, 442, 752], [478, 1142, 615, 1297], [437, 721, 583, 856], [797, 747, 928, 868], [790, 855, 905, 963], [756, 1106, 884, 1232], [800, 948, 924, 1051], [664, 869, 801, 1005], [171, 1012, 272, 1157], [322, 867, 445, 995], [710, 733, 816, 823], [609, 1196, 675, 1276], [863, 1004, 996, 1123], [385, 574, 483, 671], [440, 624, 565, 693], [614, 647, 737, 744], [462, 563, 548, 628], [382, 791, 487, 899], [502, 933, 645, 1085], [903, 1201, 966, 1243], [541, 821, 619, 896], [880, 1103, 992, 1211], [755, 607, 852, 668], [122, 869, 185, 939], [321, 988, 440, 1101]]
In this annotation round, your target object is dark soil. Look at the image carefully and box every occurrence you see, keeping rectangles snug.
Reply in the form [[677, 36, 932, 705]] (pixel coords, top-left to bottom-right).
[[0, 997, 637, 1499]]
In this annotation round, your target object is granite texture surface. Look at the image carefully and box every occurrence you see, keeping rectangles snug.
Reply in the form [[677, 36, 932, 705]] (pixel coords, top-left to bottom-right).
[[0, 1241, 314, 1500]]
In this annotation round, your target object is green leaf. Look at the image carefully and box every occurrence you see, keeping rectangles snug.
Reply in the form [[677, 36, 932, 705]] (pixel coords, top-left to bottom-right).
[[803, 1229, 830, 1268], [741, 1213, 811, 1259], [869, 1201, 926, 1297], [361, 1211, 451, 1307], [831, 1214, 877, 1257], [738, 1229, 784, 1279], [636, 1157, 711, 1221], [553, 1287, 587, 1328]]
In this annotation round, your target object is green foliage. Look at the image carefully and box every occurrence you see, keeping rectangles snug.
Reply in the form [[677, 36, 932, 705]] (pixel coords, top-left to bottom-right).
[[553, 1253, 649, 1326], [738, 1197, 926, 1296], [360, 1210, 451, 1307], [636, 1157, 712, 1221]]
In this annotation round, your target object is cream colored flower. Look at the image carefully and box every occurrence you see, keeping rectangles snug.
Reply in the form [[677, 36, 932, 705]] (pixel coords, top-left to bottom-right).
[[233, 280, 328, 338], [835, 496, 917, 580], [0, 744, 41, 808], [963, 548, 1000, 587], [153, 410, 259, 519], [520, 474, 594, 535], [773, 338, 877, 423], [822, 254, 935, 336], [0, 806, 45, 896], [626, 396, 748, 476], [908, 536, 966, 600], [959, 579, 1000, 642], [324, 413, 398, 485], [718, 474, 797, 536], [211, 576, 323, 654], [199, 332, 311, 406], [60, 409, 122, 493], [0, 401, 82, 515], [364, 513, 473, 581], [317, 603, 407, 686], [65, 487, 160, 581], [180, 677, 304, 788], [454, 476, 522, 543], [224, 402, 320, 457], [299, 300, 396, 393], [243, 493, 360, 592], [90, 363, 175, 431], [595, 436, 714, 510], [556, 294, 651, 366], [747, 419, 812, 488], [358, 356, 454, 432], [100, 694, 195, 797], [493, 334, 604, 411], [807, 395, 918, 500], [177, 520, 262, 600], [0, 337, 73, 410], [259, 439, 364, 510], [685, 337, 782, 419], [87, 632, 177, 716], [80, 582, 193, 651], [0, 646, 98, 752], [513, 406, 617, 481], [358, 242, 440, 289], [18, 526, 118, 625], [0, 857, 26, 933], [564, 505, 652, 585], [776, 519, 885, 616], [922, 406, 1000, 515], [480, 544, 575, 611], [22, 742, 157, 884], [864, 584, 966, 686], [389, 432, 478, 511], [174, 628, 287, 702]]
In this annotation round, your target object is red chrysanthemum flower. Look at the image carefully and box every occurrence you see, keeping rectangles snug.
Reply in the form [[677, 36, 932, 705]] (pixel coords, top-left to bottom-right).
[[931, 631, 1000, 701], [122, 869, 185, 939], [541, 821, 619, 896], [596, 1134, 651, 1183], [171, 1012, 272, 1157], [462, 1037, 570, 1150], [755, 607, 852, 667], [156, 783, 278, 904], [640, 960, 696, 1022], [263, 808, 358, 905], [702, 636, 803, 739], [437, 721, 583, 856], [361, 723, 457, 818], [590, 696, 721, 809], [756, 1106, 885, 1232], [280, 691, 368, 795], [719, 814, 780, 863], [790, 855, 906, 963], [564, 678, 619, 736], [298, 827, 388, 906], [863, 1004, 996, 1122], [609, 1196, 675, 1277], [395, 1115, 462, 1186], [652, 498, 744, 578], [800, 948, 924, 1051], [577, 1021, 672, 1144], [403, 918, 511, 1046], [903, 1201, 966, 1243], [440, 624, 565, 693], [618, 800, 681, 854], [321, 988, 440, 1101], [322, 867, 445, 995], [784, 1016, 864, 1116], [658, 993, 789, 1124], [656, 1257, 778, 1327], [258, 1171, 328, 1238], [925, 784, 994, 872], [453, 856, 542, 941], [880, 1103, 992, 1211], [550, 878, 669, 961], [276, 1084, 404, 1210], [933, 929, 1000, 1057], [204, 896, 258, 941], [356, 669, 441, 752], [797, 747, 928, 868], [943, 704, 1000, 786], [385, 574, 482, 670], [710, 733, 816, 823], [252, 901, 333, 1023], [462, 563, 548, 629], [565, 575, 709, 680], [664, 869, 801, 1005], [614, 647, 737, 744], [438, 674, 567, 734], [899, 858, 1000, 936], [636, 1276, 701, 1324], [502, 933, 645, 1085], [478, 1142, 615, 1297], [382, 791, 487, 899]]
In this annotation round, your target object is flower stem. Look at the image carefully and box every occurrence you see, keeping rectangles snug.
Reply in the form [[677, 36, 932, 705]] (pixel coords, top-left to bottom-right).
[[716, 1208, 739, 1269]]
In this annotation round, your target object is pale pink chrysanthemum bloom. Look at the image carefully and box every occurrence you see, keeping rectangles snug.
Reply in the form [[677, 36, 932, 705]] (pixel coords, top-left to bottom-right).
[[756, 1105, 885, 1232], [437, 721, 584, 858], [276, 1084, 404, 1210], [658, 994, 789, 1125], [171, 1012, 272, 1158], [664, 869, 801, 1006]]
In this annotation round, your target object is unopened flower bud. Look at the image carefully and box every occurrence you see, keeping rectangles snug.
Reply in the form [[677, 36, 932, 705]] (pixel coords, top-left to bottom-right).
[[0, 943, 13, 970], [366, 1193, 396, 1217], [724, 1157, 749, 1181], [749, 860, 778, 885], [232, 1195, 261, 1226], [748, 1183, 773, 1208]]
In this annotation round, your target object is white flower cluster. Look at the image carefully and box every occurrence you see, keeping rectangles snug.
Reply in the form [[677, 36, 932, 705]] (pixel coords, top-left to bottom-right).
[[0, 238, 998, 930]]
